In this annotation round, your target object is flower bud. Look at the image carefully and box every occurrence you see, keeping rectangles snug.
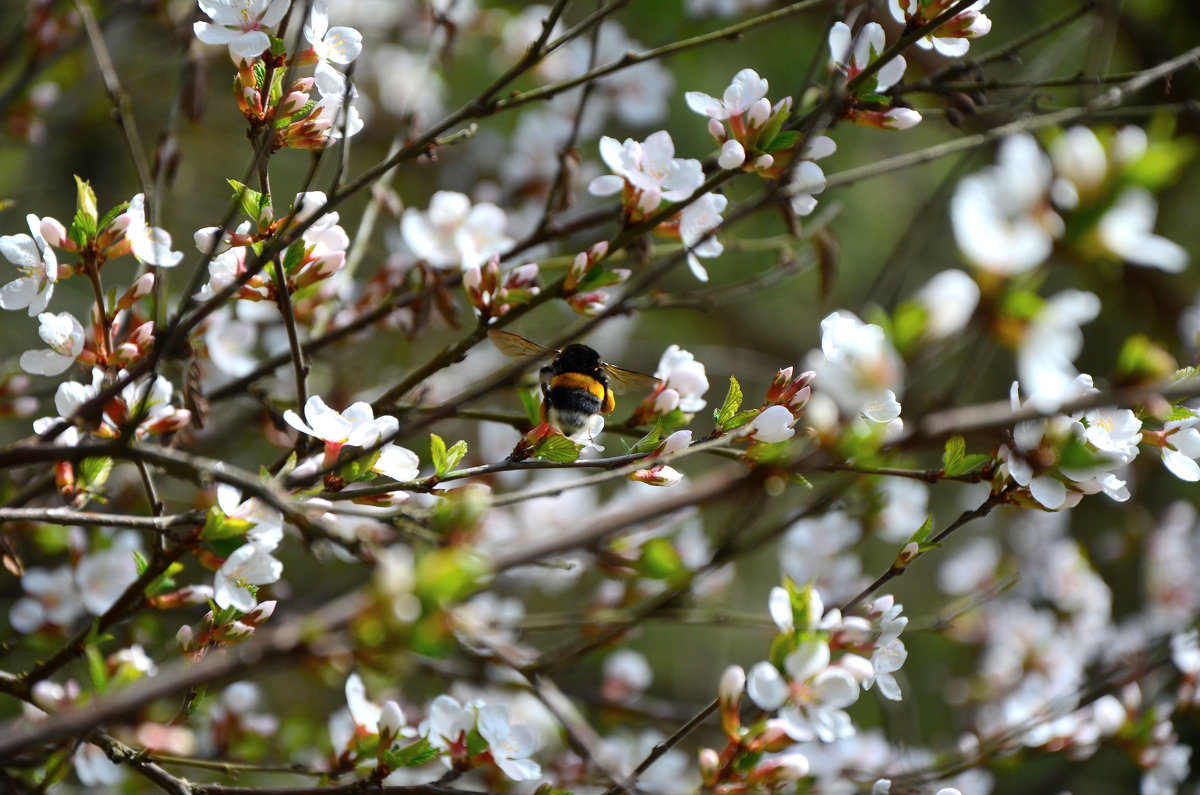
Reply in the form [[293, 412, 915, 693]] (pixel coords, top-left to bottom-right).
[[380, 700, 405, 741], [707, 117, 726, 144], [747, 97, 771, 129], [629, 465, 682, 487], [838, 653, 875, 684], [117, 272, 155, 311], [699, 748, 721, 786], [40, 217, 67, 247], [718, 140, 746, 170]]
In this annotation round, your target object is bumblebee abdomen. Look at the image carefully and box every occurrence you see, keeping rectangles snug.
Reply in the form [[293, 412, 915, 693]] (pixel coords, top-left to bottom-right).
[[549, 372, 607, 400]]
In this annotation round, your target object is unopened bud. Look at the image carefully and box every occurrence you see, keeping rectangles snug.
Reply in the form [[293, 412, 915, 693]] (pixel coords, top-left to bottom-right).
[[629, 465, 682, 487], [698, 748, 721, 786], [718, 664, 745, 707], [747, 97, 771, 129], [750, 753, 809, 784], [895, 541, 920, 569], [380, 699, 405, 740], [176, 624, 195, 648], [243, 600, 275, 626], [117, 272, 155, 311], [707, 117, 726, 144], [40, 217, 67, 248]]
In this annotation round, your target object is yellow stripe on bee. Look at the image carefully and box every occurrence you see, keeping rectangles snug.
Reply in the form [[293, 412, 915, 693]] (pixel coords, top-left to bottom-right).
[[551, 372, 607, 400]]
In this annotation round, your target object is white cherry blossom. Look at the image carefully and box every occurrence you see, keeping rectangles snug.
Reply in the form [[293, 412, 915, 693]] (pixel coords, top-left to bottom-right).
[[194, 0, 290, 60], [214, 541, 283, 612], [115, 194, 184, 267], [828, 22, 907, 91], [304, 0, 362, 67], [1017, 290, 1100, 412], [589, 132, 704, 215], [678, 192, 727, 281], [684, 68, 769, 121], [806, 311, 904, 423], [20, 311, 84, 376], [284, 395, 398, 449], [477, 703, 541, 781], [653, 345, 710, 414], [1097, 188, 1189, 273], [0, 214, 57, 316], [1160, 417, 1200, 482]]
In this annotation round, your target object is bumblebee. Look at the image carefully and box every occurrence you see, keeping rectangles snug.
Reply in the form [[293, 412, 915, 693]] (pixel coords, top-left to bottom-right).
[[488, 330, 660, 440]]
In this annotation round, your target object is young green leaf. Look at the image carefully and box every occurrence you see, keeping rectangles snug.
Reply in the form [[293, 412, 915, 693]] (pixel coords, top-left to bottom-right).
[[386, 737, 440, 769], [532, 434, 582, 463], [430, 433, 449, 476], [715, 376, 743, 429]]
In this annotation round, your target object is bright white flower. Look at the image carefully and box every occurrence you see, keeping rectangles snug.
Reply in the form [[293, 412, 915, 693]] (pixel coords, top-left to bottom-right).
[[115, 194, 184, 267], [1098, 188, 1188, 273], [914, 270, 979, 339], [745, 405, 796, 443], [304, 0, 362, 67], [284, 395, 398, 448], [777, 667, 859, 742], [0, 214, 57, 316], [951, 133, 1060, 275], [1160, 417, 1200, 481], [653, 345, 709, 414], [344, 672, 381, 732], [786, 136, 836, 218], [684, 68, 769, 121], [589, 132, 704, 215], [475, 706, 542, 782], [374, 443, 420, 482], [420, 694, 476, 753], [784, 640, 831, 683], [865, 638, 907, 700], [1017, 290, 1100, 412], [216, 484, 283, 547], [401, 191, 512, 271], [746, 661, 788, 711], [214, 542, 283, 612], [806, 311, 904, 422], [678, 192, 727, 281], [718, 140, 746, 170], [1079, 407, 1141, 462], [768, 586, 794, 633], [194, 0, 290, 59], [828, 22, 907, 92], [888, 0, 991, 57], [20, 311, 84, 376]]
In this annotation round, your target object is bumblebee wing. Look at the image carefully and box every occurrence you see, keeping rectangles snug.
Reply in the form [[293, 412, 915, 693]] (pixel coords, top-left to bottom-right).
[[601, 363, 661, 394], [488, 329, 559, 361]]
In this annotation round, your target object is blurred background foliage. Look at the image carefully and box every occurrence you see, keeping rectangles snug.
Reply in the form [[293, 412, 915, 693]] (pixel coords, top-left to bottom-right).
[[1, 0, 1199, 792]]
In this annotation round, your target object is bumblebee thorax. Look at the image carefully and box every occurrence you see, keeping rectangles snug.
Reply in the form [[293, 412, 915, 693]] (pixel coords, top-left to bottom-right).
[[552, 344, 604, 377]]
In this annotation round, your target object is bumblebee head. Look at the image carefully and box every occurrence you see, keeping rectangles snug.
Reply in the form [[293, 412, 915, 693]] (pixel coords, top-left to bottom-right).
[[553, 344, 604, 377]]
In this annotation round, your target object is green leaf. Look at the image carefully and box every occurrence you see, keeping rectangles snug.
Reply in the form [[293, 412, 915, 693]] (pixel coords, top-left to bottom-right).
[[228, 179, 269, 223], [444, 440, 468, 473], [85, 635, 108, 694], [906, 515, 934, 546], [78, 457, 113, 494], [202, 506, 256, 541], [430, 433, 449, 476], [532, 433, 582, 463], [386, 737, 439, 768], [942, 436, 966, 472], [133, 549, 149, 577], [1168, 404, 1197, 422], [74, 175, 98, 227], [466, 729, 488, 757], [281, 239, 306, 274], [754, 108, 788, 153], [629, 421, 664, 455], [339, 448, 382, 484], [790, 472, 813, 489], [639, 537, 685, 581], [96, 201, 128, 233], [714, 376, 743, 429], [762, 130, 800, 154], [518, 389, 542, 428], [723, 409, 760, 431]]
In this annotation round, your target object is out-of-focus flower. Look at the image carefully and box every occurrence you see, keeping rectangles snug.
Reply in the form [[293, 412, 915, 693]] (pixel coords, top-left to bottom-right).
[[1097, 188, 1188, 273], [805, 311, 904, 423], [76, 531, 143, 616], [913, 270, 979, 339], [603, 649, 653, 703], [1017, 290, 1100, 412], [401, 191, 512, 271], [951, 133, 1060, 275]]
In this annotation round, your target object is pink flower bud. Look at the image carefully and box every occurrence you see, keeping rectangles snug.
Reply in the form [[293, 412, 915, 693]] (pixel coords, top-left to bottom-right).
[[660, 430, 692, 456], [117, 272, 155, 310], [244, 600, 275, 626], [40, 217, 67, 247], [707, 117, 726, 144], [629, 464, 682, 487], [278, 91, 310, 116], [752, 154, 774, 171]]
